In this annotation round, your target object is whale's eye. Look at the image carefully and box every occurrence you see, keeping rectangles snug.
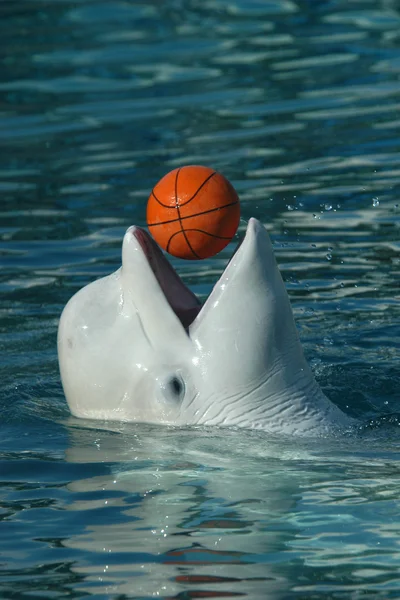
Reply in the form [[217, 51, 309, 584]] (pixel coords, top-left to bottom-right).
[[170, 376, 184, 397], [157, 372, 186, 404]]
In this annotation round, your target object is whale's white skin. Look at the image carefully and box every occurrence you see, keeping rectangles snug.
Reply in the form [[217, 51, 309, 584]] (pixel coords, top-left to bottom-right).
[[58, 218, 354, 436]]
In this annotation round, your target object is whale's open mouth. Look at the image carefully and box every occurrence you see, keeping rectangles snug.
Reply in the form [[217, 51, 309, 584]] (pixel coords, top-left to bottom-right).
[[131, 225, 244, 329], [132, 227, 202, 328]]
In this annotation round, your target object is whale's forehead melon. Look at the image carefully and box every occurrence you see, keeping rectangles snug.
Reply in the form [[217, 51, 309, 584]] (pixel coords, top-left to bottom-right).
[[62, 272, 127, 344], [59, 271, 138, 377]]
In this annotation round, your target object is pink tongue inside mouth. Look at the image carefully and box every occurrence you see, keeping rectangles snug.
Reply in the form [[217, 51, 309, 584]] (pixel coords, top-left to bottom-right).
[[133, 227, 202, 328]]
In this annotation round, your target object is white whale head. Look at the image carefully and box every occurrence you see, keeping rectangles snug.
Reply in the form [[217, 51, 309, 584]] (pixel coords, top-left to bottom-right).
[[58, 218, 353, 435]]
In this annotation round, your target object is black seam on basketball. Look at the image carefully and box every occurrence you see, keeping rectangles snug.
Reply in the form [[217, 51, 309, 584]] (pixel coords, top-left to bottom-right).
[[166, 228, 199, 259], [174, 167, 181, 209], [175, 167, 201, 259], [166, 228, 234, 248], [147, 200, 238, 227], [151, 170, 218, 209], [178, 171, 217, 207], [179, 228, 234, 240], [150, 188, 173, 208]]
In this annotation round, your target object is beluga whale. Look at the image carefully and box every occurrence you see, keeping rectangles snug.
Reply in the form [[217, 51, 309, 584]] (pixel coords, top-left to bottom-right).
[[58, 218, 355, 436]]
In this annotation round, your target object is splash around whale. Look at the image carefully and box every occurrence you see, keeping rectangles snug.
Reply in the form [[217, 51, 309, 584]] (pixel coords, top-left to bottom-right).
[[58, 218, 355, 436]]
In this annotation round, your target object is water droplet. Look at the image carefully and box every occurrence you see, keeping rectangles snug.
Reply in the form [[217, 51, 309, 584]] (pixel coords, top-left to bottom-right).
[[372, 197, 380, 207], [326, 253, 332, 261], [287, 204, 294, 211], [324, 203, 332, 211], [311, 357, 322, 366]]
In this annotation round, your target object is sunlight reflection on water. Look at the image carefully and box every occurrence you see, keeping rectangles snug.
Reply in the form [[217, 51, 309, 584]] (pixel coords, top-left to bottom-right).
[[0, 0, 399, 598]]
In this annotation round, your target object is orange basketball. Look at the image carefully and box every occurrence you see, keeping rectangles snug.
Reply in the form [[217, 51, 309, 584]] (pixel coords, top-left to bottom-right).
[[146, 165, 240, 260]]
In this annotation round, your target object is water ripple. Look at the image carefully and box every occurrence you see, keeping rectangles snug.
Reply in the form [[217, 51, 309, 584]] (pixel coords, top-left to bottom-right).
[[1, 0, 400, 598]]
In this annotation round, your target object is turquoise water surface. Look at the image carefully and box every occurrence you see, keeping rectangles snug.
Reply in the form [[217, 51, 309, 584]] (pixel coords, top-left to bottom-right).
[[1, 1, 400, 598]]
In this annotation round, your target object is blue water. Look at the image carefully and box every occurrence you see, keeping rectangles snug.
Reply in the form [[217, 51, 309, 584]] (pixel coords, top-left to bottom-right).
[[1, 0, 400, 598]]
